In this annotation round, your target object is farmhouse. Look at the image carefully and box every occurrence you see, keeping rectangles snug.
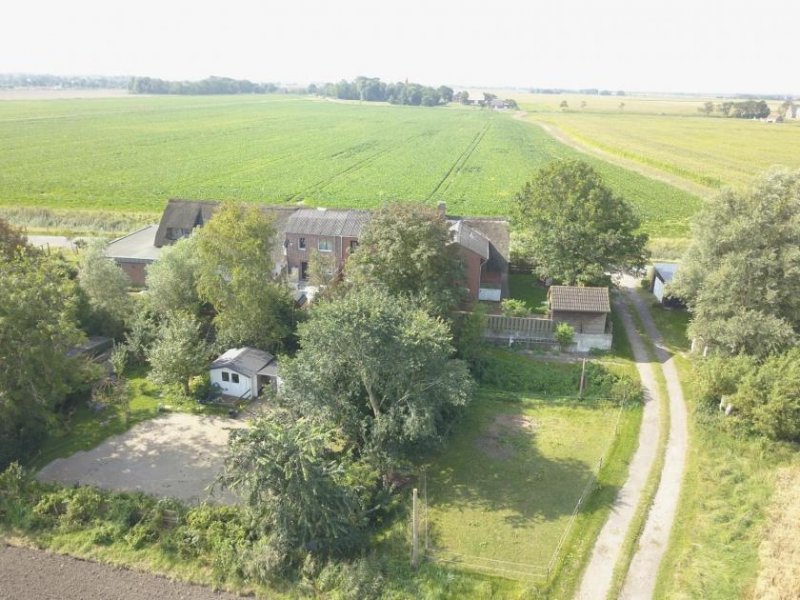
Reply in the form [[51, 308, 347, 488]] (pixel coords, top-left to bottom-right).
[[548, 285, 613, 351], [104, 225, 161, 286], [115, 198, 510, 301], [209, 347, 279, 400]]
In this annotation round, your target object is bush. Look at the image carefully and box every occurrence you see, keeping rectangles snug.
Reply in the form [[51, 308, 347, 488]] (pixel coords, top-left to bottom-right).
[[555, 322, 575, 351], [188, 374, 210, 399], [501, 298, 529, 317]]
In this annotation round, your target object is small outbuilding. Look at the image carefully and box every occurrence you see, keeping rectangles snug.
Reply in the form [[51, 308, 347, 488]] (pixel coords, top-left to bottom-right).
[[548, 286, 611, 334], [650, 262, 682, 306], [209, 347, 279, 400]]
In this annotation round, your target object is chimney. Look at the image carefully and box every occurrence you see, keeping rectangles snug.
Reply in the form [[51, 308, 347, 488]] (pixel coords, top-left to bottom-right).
[[437, 201, 446, 219]]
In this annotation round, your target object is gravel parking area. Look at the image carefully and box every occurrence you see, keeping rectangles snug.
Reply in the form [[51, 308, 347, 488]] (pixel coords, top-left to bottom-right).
[[37, 413, 245, 504]]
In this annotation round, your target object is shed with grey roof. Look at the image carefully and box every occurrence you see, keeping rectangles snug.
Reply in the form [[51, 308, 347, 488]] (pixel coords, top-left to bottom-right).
[[104, 225, 161, 286], [209, 347, 279, 399]]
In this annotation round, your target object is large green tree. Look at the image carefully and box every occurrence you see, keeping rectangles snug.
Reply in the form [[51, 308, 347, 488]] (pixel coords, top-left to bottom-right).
[[347, 202, 464, 316], [0, 254, 85, 467], [221, 409, 371, 574], [145, 234, 202, 317], [673, 168, 800, 357], [514, 160, 648, 285], [195, 203, 295, 351], [78, 239, 133, 337], [146, 311, 209, 394], [279, 286, 474, 464]]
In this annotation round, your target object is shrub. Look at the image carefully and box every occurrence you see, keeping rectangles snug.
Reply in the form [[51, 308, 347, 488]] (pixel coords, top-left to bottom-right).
[[555, 322, 575, 351], [501, 298, 530, 317], [63, 486, 105, 525], [188, 374, 210, 400]]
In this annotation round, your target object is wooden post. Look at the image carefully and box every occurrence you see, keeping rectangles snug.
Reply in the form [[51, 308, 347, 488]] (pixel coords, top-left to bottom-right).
[[579, 358, 587, 397], [411, 487, 419, 568]]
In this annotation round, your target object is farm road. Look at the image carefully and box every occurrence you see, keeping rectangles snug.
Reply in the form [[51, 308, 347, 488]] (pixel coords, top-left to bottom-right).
[[618, 284, 689, 600], [576, 279, 689, 600], [575, 288, 663, 600], [0, 544, 242, 600]]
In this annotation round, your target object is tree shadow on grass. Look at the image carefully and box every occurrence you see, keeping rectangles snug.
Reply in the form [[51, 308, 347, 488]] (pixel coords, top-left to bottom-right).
[[424, 399, 618, 535]]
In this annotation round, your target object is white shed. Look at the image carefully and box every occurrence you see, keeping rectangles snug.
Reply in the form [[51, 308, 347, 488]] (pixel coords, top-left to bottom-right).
[[209, 347, 279, 400], [651, 262, 679, 304]]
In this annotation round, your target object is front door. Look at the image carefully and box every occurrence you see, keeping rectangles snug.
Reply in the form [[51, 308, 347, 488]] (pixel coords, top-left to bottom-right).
[[300, 261, 309, 280]]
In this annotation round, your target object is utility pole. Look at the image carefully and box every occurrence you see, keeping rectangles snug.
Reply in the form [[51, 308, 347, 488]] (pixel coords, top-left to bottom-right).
[[411, 488, 419, 568]]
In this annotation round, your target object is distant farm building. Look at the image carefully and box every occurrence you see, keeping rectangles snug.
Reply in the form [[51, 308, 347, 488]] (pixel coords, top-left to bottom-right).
[[548, 285, 613, 351], [104, 225, 161, 286], [650, 262, 684, 307]]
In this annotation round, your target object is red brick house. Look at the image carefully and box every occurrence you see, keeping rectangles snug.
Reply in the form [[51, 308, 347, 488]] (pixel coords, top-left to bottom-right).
[[111, 199, 510, 301]]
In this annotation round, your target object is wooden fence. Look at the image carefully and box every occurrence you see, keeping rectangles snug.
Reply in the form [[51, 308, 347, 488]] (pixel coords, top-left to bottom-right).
[[484, 314, 555, 341]]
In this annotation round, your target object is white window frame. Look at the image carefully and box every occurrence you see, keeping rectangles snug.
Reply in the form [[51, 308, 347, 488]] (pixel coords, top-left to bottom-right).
[[318, 238, 333, 252]]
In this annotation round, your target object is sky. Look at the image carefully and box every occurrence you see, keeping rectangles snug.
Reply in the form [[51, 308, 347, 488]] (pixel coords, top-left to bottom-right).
[[3, 0, 798, 95]]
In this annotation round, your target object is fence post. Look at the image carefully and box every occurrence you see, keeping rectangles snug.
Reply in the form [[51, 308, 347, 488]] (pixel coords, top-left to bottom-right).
[[579, 358, 586, 397], [411, 487, 419, 568]]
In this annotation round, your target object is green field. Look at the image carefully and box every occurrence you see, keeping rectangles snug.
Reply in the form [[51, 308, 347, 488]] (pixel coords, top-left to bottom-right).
[[0, 94, 700, 238], [513, 93, 800, 194]]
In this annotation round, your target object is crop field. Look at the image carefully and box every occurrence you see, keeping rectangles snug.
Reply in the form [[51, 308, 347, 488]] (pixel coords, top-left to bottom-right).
[[513, 93, 800, 193], [0, 94, 700, 238]]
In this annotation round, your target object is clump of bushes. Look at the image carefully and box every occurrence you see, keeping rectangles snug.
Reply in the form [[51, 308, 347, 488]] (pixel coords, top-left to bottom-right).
[[501, 298, 530, 317]]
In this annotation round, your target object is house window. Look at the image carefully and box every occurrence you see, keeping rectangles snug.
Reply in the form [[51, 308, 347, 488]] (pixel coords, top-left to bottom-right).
[[221, 372, 230, 382], [298, 237, 306, 250], [318, 239, 332, 252], [231, 373, 240, 384], [349, 240, 359, 252]]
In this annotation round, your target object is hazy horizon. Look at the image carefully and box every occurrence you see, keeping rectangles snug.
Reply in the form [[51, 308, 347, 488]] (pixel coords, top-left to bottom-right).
[[3, 0, 798, 96]]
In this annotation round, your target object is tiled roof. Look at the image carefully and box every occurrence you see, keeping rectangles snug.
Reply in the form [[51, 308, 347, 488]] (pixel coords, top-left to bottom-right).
[[285, 208, 371, 237], [549, 286, 611, 313]]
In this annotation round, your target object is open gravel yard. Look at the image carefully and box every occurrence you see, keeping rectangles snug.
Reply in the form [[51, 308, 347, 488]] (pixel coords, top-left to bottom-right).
[[37, 413, 245, 504]]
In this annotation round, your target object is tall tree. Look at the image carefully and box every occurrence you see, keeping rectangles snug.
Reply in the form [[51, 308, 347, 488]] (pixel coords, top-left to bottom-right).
[[221, 409, 370, 573], [279, 287, 474, 464], [0, 254, 84, 467], [513, 160, 649, 284], [145, 234, 202, 317], [146, 311, 209, 394], [347, 202, 465, 316], [195, 203, 295, 351], [673, 167, 800, 356], [77, 239, 133, 337]]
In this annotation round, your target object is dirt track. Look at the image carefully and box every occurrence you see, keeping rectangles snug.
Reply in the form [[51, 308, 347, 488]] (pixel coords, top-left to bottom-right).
[[0, 544, 242, 600]]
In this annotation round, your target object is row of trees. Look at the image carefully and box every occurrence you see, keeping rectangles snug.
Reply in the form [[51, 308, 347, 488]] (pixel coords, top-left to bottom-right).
[[0, 73, 129, 89], [315, 77, 454, 107], [129, 76, 285, 95], [673, 168, 800, 442], [698, 99, 771, 118]]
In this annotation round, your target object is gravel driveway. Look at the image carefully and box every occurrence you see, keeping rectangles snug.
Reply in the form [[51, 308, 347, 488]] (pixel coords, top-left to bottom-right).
[[37, 413, 246, 504]]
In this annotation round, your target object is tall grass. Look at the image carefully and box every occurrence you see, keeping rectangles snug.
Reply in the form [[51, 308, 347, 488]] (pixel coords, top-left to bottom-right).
[[0, 206, 156, 235]]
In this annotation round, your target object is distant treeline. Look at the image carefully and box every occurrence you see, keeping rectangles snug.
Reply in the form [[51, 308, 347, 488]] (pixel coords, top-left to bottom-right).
[[0, 73, 128, 89], [532, 88, 627, 96], [128, 76, 299, 95], [314, 77, 454, 106], [698, 99, 774, 119]]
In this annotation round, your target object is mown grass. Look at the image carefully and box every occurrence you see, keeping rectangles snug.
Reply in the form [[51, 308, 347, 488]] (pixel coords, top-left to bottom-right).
[[509, 273, 549, 314], [0, 94, 699, 238]]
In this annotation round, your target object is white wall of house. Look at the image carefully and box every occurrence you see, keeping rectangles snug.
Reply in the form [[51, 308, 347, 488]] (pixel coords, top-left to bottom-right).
[[210, 368, 255, 398]]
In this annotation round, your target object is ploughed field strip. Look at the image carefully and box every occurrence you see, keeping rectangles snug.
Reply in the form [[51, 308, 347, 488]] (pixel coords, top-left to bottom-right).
[[37, 414, 245, 504]]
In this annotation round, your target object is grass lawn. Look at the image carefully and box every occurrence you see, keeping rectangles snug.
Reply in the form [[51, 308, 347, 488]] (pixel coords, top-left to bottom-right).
[[509, 273, 549, 314], [424, 393, 622, 578]]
